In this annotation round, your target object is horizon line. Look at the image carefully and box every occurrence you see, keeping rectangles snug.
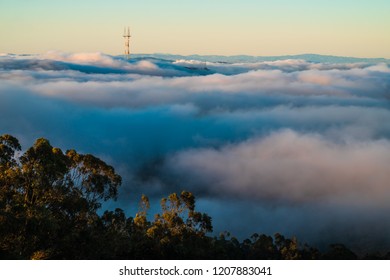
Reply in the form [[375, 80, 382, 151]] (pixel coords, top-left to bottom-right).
[[2, 51, 390, 61]]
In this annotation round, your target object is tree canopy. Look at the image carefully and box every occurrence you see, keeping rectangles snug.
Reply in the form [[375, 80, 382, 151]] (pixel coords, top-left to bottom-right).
[[0, 135, 121, 259]]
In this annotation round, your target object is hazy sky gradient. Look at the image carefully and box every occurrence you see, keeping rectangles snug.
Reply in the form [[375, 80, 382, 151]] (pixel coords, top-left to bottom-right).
[[1, 0, 390, 57]]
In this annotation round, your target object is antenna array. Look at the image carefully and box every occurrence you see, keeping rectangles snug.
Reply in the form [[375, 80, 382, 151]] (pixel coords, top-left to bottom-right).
[[123, 27, 131, 60]]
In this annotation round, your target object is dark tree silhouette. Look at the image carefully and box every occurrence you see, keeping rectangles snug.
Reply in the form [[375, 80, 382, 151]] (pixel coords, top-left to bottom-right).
[[0, 135, 121, 259]]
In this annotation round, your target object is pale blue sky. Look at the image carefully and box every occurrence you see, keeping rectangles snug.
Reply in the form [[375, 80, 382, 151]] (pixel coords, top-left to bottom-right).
[[1, 0, 389, 57]]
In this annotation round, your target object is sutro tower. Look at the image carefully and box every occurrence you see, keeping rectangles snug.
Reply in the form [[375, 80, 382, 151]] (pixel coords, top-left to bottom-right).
[[123, 27, 131, 60]]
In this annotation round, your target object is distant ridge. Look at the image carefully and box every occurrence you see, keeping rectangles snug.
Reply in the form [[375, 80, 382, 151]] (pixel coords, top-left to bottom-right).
[[129, 53, 390, 64]]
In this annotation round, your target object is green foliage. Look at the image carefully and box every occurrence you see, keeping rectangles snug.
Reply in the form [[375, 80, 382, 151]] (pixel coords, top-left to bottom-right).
[[0, 134, 21, 167], [143, 191, 213, 259], [0, 135, 121, 259]]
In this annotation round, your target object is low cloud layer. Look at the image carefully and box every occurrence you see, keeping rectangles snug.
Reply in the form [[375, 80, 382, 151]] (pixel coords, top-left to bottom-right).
[[167, 130, 390, 205], [1, 52, 389, 252]]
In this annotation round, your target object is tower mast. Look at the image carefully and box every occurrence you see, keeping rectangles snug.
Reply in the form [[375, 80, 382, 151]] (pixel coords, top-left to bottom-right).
[[123, 27, 131, 60]]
